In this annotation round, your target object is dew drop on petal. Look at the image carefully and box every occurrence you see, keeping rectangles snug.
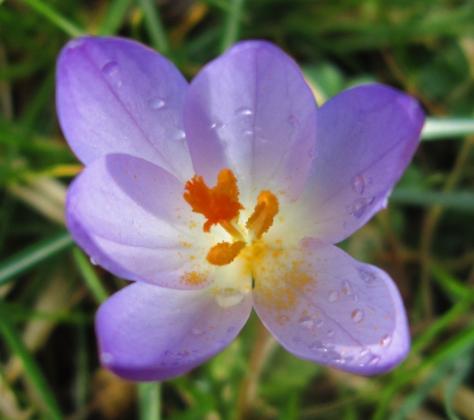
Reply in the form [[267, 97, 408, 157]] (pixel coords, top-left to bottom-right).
[[298, 314, 314, 329], [90, 257, 97, 266], [149, 97, 166, 110], [175, 129, 186, 141], [100, 352, 113, 365], [358, 267, 377, 284], [287, 114, 299, 128], [341, 280, 352, 296], [191, 327, 204, 336], [101, 61, 122, 86], [243, 129, 254, 137], [349, 197, 374, 218], [210, 121, 224, 130], [309, 341, 327, 353], [352, 175, 366, 194], [328, 290, 339, 303], [368, 355, 381, 366], [67, 38, 85, 49], [380, 334, 392, 347], [215, 288, 244, 308], [351, 309, 364, 323], [236, 107, 253, 116]]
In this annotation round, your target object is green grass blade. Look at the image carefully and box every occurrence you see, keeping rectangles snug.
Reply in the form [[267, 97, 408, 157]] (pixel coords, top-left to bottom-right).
[[137, 0, 170, 54], [99, 0, 133, 35], [20, 0, 84, 37], [0, 301, 62, 419], [0, 231, 73, 286], [220, 0, 245, 52], [444, 355, 471, 420], [138, 382, 161, 420], [422, 118, 474, 140], [72, 248, 108, 304]]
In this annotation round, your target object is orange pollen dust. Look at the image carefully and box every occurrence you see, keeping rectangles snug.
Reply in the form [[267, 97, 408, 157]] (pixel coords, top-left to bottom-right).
[[183, 168, 280, 266]]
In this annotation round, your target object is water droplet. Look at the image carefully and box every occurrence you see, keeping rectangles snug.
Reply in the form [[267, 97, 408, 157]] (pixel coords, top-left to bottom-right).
[[315, 319, 324, 328], [352, 175, 366, 194], [328, 290, 339, 303], [100, 352, 113, 364], [149, 97, 166, 109], [341, 280, 353, 296], [368, 355, 381, 366], [215, 288, 244, 308], [349, 197, 374, 218], [68, 38, 84, 49], [90, 257, 97, 266], [277, 314, 290, 324], [298, 315, 314, 329], [210, 121, 224, 130], [101, 61, 122, 86], [288, 114, 299, 127], [243, 129, 253, 137], [310, 341, 327, 353], [358, 267, 377, 284], [351, 309, 364, 323], [175, 129, 186, 141], [380, 334, 392, 347], [236, 107, 253, 116], [327, 329, 335, 337], [191, 327, 204, 336]]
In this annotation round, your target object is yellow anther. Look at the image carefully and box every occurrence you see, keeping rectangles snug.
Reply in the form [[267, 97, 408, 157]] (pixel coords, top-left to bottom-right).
[[246, 191, 279, 239], [206, 241, 246, 266]]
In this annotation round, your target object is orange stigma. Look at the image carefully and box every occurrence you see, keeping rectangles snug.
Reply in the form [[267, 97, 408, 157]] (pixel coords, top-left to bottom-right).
[[184, 169, 280, 267], [183, 169, 243, 233]]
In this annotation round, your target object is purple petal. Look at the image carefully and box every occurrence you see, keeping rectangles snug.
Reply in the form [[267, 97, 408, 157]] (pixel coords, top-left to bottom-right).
[[183, 41, 317, 202], [96, 282, 252, 381], [67, 154, 214, 288], [56, 36, 192, 180], [299, 84, 424, 243], [253, 241, 410, 375]]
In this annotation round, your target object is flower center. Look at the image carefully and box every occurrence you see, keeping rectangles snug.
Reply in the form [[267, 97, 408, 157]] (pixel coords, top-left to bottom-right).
[[183, 168, 279, 266]]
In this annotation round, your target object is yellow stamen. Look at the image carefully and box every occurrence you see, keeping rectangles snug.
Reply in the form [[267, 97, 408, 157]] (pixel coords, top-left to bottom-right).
[[246, 191, 279, 239], [206, 241, 246, 266]]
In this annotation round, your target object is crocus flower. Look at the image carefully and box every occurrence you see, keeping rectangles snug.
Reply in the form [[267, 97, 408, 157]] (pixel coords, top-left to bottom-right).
[[56, 36, 424, 381]]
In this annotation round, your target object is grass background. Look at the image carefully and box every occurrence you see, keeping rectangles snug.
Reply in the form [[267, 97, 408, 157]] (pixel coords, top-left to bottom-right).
[[1, 0, 474, 419]]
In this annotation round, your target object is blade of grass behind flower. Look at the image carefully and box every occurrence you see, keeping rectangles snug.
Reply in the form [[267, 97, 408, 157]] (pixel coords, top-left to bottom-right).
[[0, 301, 62, 419], [373, 324, 474, 420], [99, 0, 133, 35], [72, 248, 108, 304], [20, 0, 84, 37], [443, 355, 472, 420], [0, 231, 73, 286], [137, 0, 170, 54], [220, 0, 245, 52]]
